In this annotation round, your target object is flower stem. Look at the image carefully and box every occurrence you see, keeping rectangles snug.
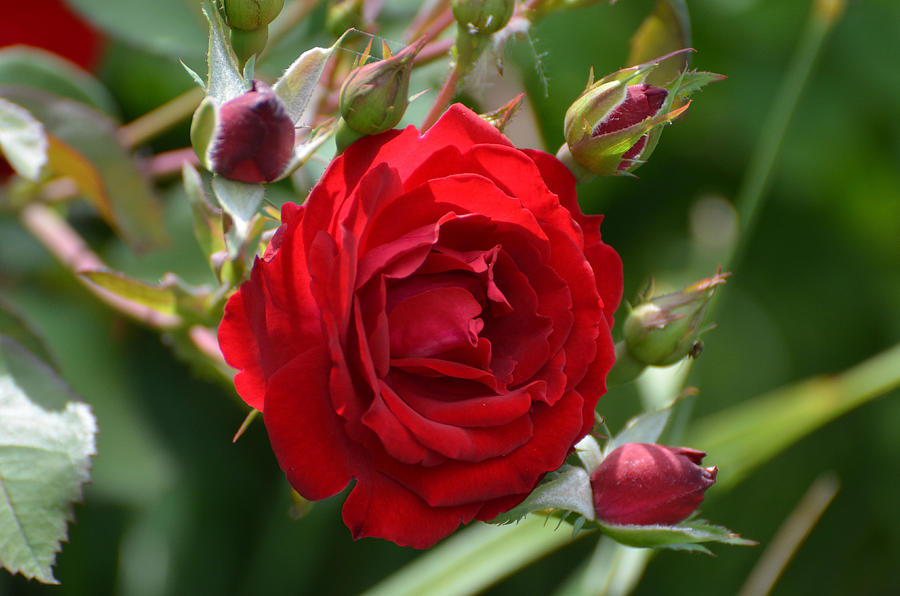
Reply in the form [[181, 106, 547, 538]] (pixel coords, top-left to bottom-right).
[[727, 0, 845, 270], [118, 86, 205, 149], [421, 61, 462, 131]]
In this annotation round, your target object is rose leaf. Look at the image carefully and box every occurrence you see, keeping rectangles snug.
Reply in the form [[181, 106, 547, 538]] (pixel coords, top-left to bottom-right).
[[201, 0, 247, 103], [0, 98, 47, 182], [487, 465, 596, 525], [0, 337, 97, 584], [596, 518, 757, 553]]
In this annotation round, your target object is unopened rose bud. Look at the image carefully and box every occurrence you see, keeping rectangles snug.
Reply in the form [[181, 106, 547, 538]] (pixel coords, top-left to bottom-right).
[[190, 80, 295, 184], [591, 443, 717, 526], [339, 37, 426, 136], [223, 0, 284, 30], [623, 271, 727, 366], [451, 0, 515, 35], [564, 74, 679, 176]]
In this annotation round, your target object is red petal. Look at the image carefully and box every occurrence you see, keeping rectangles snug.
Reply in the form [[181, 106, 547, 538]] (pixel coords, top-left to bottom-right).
[[380, 380, 533, 462], [264, 349, 355, 500], [377, 390, 584, 507], [342, 470, 480, 549]]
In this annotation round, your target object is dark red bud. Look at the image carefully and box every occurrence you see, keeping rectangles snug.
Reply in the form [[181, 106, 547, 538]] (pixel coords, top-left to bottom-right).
[[210, 81, 294, 184], [591, 443, 717, 526], [592, 84, 667, 137]]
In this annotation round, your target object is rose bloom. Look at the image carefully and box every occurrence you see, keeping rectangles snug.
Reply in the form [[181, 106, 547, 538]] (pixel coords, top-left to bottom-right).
[[219, 105, 622, 547]]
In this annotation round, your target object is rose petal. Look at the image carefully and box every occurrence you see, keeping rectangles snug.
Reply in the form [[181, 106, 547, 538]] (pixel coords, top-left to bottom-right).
[[388, 286, 483, 358], [378, 390, 584, 507], [264, 349, 355, 500], [379, 380, 533, 462], [342, 470, 480, 549]]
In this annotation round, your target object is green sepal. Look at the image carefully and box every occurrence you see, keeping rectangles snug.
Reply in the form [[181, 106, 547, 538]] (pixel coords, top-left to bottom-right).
[[595, 518, 756, 553]]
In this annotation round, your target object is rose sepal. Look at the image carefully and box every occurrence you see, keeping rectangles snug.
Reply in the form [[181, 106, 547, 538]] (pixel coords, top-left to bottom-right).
[[594, 517, 756, 553]]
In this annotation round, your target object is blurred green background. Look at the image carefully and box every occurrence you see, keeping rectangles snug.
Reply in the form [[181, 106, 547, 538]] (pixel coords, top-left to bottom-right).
[[1, 0, 898, 594]]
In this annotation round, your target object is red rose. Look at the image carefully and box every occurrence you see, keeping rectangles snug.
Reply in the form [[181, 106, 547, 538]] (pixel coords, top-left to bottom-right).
[[219, 104, 623, 547]]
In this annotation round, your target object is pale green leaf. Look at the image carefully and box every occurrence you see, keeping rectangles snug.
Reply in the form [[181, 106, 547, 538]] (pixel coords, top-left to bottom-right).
[[273, 42, 340, 123], [201, 0, 247, 104], [211, 175, 264, 243], [182, 163, 226, 262], [1, 86, 168, 251], [0, 337, 96, 584], [489, 465, 595, 524], [0, 98, 47, 182], [0, 47, 117, 115], [363, 517, 573, 596], [79, 269, 177, 315], [604, 404, 673, 457]]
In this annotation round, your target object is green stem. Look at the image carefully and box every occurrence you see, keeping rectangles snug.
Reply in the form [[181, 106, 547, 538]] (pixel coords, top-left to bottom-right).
[[118, 86, 205, 149], [727, 0, 844, 270]]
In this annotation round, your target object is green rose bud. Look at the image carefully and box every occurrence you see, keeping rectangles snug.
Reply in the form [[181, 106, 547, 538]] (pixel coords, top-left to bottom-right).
[[560, 50, 723, 178], [223, 0, 284, 31], [230, 26, 268, 67], [623, 271, 728, 367], [339, 37, 427, 136], [451, 0, 515, 35]]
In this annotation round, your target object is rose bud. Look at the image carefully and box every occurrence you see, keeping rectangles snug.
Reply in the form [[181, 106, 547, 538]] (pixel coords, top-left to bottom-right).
[[223, 0, 284, 31], [339, 37, 427, 137], [623, 270, 728, 367], [230, 26, 268, 67], [190, 80, 295, 184], [563, 69, 685, 177], [591, 443, 717, 526], [451, 0, 515, 34]]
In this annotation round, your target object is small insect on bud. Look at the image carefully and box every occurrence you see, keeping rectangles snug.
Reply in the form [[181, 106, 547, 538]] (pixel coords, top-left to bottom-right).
[[591, 443, 717, 526], [451, 0, 515, 35], [622, 271, 728, 367], [191, 80, 295, 184]]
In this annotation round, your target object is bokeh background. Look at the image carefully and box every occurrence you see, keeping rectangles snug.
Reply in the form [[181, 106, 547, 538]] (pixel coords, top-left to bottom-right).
[[1, 0, 898, 594]]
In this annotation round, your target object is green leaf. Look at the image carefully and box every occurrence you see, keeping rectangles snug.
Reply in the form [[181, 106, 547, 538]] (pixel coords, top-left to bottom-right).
[[273, 40, 342, 123], [603, 403, 674, 457], [0, 47, 118, 115], [0, 337, 96, 584], [0, 98, 47, 182], [489, 465, 595, 525], [0, 301, 56, 371], [688, 342, 900, 490], [363, 517, 574, 596], [68, 0, 206, 59], [1, 86, 168, 251], [595, 518, 756, 552], [675, 70, 728, 99], [182, 163, 226, 263], [211, 175, 264, 244], [627, 0, 692, 87], [79, 269, 177, 315], [201, 0, 247, 104], [44, 132, 114, 224]]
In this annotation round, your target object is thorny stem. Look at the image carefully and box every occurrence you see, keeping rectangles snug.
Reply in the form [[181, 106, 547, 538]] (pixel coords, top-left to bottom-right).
[[20, 203, 182, 329]]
